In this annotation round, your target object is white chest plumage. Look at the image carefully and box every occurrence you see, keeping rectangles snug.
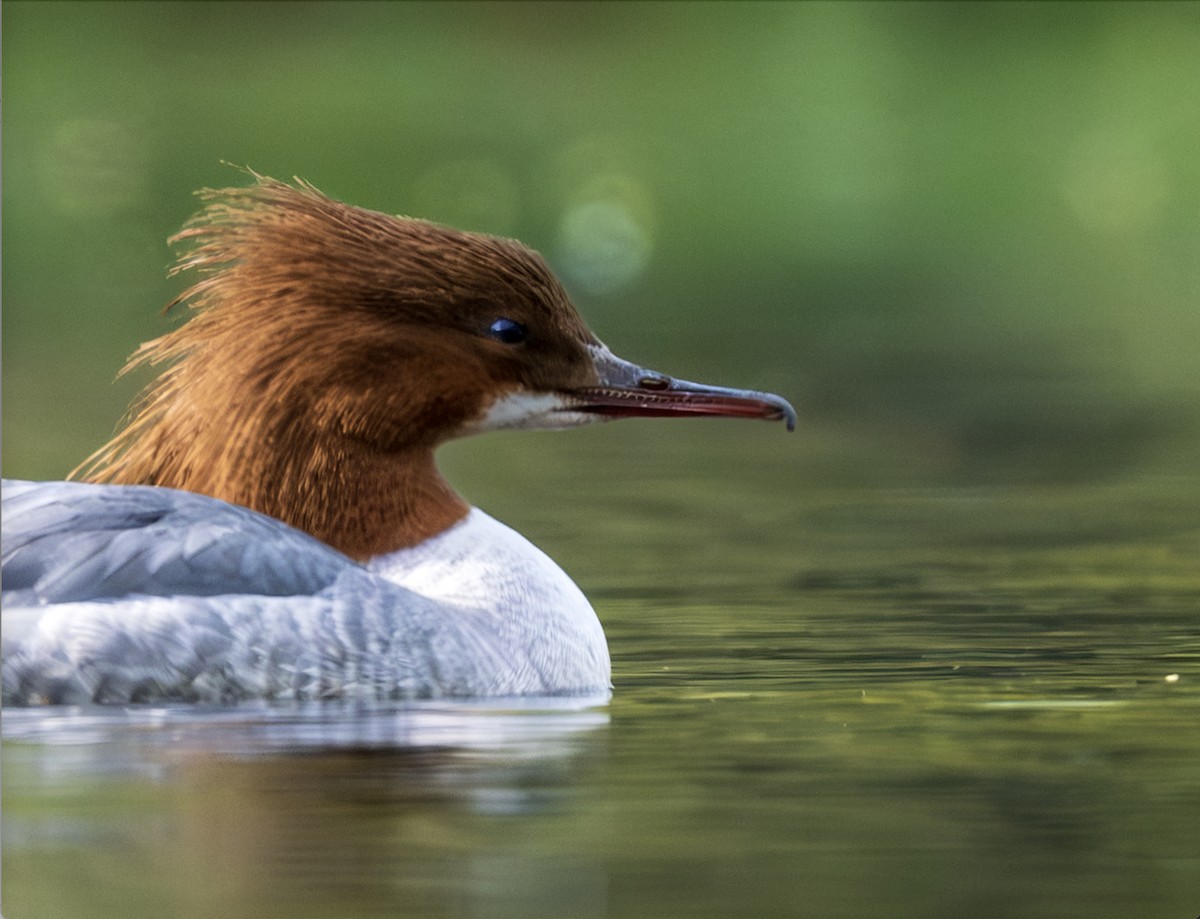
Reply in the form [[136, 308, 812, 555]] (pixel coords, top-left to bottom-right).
[[369, 508, 611, 693]]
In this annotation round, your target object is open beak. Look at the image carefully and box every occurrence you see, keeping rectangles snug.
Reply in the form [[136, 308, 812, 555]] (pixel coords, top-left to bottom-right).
[[563, 345, 796, 432]]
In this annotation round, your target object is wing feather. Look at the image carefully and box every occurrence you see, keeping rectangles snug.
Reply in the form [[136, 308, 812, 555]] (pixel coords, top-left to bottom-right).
[[2, 480, 352, 602]]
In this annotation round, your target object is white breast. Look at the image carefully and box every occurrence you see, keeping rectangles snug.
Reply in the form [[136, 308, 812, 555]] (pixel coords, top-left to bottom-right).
[[370, 509, 611, 695]]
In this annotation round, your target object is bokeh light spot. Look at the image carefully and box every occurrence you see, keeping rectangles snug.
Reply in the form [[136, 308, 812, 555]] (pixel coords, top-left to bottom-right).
[[556, 170, 655, 296]]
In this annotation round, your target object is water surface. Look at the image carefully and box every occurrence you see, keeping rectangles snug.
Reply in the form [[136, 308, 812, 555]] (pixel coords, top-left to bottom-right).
[[3, 435, 1197, 918]]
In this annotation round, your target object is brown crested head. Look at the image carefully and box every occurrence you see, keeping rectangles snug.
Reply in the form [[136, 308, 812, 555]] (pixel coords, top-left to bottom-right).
[[74, 173, 796, 559], [167, 174, 604, 446], [74, 174, 604, 556]]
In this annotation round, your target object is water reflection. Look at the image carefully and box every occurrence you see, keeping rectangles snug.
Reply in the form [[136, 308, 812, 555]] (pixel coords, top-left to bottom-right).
[[4, 697, 612, 833], [3, 698, 613, 918], [4, 694, 610, 761]]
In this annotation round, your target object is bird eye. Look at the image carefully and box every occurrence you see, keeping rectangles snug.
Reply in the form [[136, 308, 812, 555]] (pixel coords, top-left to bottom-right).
[[488, 318, 527, 345]]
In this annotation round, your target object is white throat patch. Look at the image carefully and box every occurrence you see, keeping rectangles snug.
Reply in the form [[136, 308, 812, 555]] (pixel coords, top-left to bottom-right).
[[469, 390, 597, 433]]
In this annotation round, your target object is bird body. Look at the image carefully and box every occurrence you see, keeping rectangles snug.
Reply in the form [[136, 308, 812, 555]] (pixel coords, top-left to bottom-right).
[[1, 175, 794, 705]]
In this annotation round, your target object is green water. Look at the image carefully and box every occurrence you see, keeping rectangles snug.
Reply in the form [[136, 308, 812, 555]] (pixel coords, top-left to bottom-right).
[[3, 431, 1197, 918]]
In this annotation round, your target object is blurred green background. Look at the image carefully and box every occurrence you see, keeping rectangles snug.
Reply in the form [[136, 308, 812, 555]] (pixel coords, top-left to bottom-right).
[[4, 0, 1199, 485]]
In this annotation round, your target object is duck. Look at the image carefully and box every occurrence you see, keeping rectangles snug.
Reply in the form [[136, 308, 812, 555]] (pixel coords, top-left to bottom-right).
[[1, 174, 795, 706]]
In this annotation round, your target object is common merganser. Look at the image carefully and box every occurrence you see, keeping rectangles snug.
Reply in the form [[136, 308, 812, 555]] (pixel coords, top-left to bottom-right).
[[1, 175, 795, 705]]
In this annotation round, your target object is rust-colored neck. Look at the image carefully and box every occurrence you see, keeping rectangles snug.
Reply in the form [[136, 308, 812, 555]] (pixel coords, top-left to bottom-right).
[[80, 413, 468, 559], [283, 449, 471, 559]]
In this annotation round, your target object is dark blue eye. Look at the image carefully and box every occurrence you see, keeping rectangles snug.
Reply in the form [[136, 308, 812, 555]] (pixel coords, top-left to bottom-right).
[[488, 318, 527, 344]]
